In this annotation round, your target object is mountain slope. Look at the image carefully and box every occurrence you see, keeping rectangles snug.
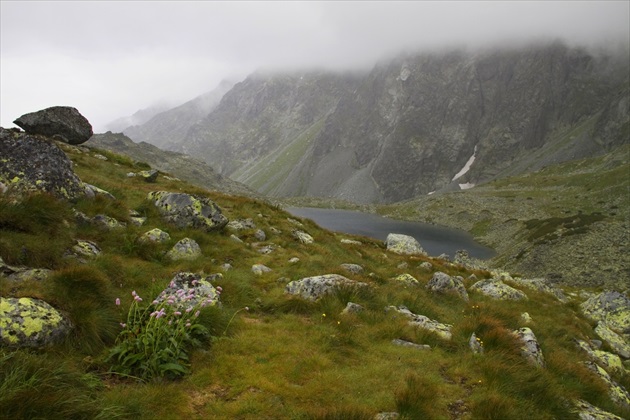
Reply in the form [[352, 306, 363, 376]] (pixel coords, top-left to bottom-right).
[[167, 42, 628, 204], [123, 80, 235, 150]]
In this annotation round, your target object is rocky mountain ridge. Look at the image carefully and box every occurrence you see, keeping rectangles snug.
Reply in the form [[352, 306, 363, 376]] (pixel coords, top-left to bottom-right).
[[123, 42, 629, 204]]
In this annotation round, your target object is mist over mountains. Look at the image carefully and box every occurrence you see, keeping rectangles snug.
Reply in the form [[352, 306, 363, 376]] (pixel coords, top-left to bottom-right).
[[114, 42, 629, 204]]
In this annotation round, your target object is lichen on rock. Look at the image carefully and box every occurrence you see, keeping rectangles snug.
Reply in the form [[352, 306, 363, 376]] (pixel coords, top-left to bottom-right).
[[147, 191, 228, 232], [285, 274, 367, 301], [0, 297, 72, 348], [385, 233, 427, 256]]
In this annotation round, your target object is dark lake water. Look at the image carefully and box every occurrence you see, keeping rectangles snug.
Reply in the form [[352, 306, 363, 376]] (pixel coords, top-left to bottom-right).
[[286, 207, 495, 260]]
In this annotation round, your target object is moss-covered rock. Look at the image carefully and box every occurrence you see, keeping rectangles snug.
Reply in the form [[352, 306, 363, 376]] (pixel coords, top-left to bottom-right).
[[166, 238, 201, 261], [0, 297, 72, 348], [147, 191, 228, 232], [138, 228, 171, 243], [594, 322, 630, 359], [391, 273, 420, 287], [583, 361, 630, 410]]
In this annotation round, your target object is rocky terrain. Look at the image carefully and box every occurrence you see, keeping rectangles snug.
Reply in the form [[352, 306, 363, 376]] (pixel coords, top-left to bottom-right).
[[122, 42, 629, 204], [1, 107, 629, 419]]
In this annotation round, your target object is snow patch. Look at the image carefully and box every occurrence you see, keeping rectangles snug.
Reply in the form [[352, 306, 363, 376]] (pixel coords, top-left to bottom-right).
[[452, 146, 477, 181], [459, 183, 475, 190]]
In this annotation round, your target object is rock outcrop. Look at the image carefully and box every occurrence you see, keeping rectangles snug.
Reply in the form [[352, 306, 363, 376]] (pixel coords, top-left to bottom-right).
[[469, 278, 528, 301], [387, 305, 453, 340], [13, 106, 93, 145]]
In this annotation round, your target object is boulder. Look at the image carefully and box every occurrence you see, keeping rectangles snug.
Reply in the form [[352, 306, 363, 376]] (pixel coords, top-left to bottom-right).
[[292, 230, 314, 244], [166, 238, 201, 261], [285, 274, 367, 301], [147, 191, 228, 232], [386, 305, 452, 340], [139, 228, 171, 244], [92, 214, 126, 230], [392, 338, 431, 351], [572, 399, 625, 420], [0, 128, 87, 200], [469, 332, 484, 354], [426, 272, 469, 302], [576, 339, 626, 376], [469, 278, 528, 301], [581, 291, 630, 335], [583, 361, 630, 410], [0, 297, 73, 348], [13, 106, 93, 145], [64, 240, 101, 263], [594, 322, 630, 359], [391, 273, 420, 287], [340, 263, 364, 274], [251, 264, 272, 275], [513, 327, 545, 368], [341, 302, 364, 315], [385, 233, 427, 256], [153, 272, 220, 309], [137, 169, 158, 183]]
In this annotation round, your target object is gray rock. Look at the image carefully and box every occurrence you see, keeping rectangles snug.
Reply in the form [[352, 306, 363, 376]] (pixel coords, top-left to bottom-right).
[[391, 273, 420, 287], [148, 191, 228, 232], [252, 264, 272, 275], [13, 106, 93, 145], [285, 274, 367, 301], [0, 297, 73, 348], [595, 322, 630, 359], [92, 214, 126, 230], [341, 302, 364, 315], [469, 278, 528, 301], [139, 228, 171, 243], [288, 257, 300, 264], [386, 305, 452, 340], [292, 230, 314, 244], [576, 339, 626, 376], [230, 234, 243, 243], [581, 291, 630, 335], [573, 399, 625, 420], [340, 263, 364, 274], [520, 312, 533, 324], [83, 183, 116, 200], [254, 229, 266, 241], [469, 332, 484, 354], [392, 338, 431, 351], [513, 327, 545, 368], [0, 128, 87, 200], [374, 413, 399, 420], [583, 361, 630, 410], [426, 271, 469, 301], [153, 272, 221, 309], [227, 218, 256, 230], [166, 238, 201, 261], [385, 233, 427, 256], [64, 240, 101, 262], [255, 244, 276, 254], [418, 261, 433, 270], [138, 169, 159, 183], [340, 238, 362, 245]]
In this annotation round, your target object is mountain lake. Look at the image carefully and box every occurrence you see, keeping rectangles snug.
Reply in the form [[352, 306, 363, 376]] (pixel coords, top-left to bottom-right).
[[286, 207, 496, 260]]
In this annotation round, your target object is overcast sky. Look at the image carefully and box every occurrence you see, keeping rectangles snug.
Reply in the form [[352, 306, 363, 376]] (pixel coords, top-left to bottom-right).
[[1, 1, 628, 132]]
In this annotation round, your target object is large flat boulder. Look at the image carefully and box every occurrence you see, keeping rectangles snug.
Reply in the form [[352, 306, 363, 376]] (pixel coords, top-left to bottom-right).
[[13, 106, 93, 145]]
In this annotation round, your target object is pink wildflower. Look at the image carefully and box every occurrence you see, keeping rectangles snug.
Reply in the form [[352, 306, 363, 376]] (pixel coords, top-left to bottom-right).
[[115, 298, 121, 306], [134, 295, 142, 302], [120, 323, 126, 328], [186, 322, 191, 327], [152, 300, 159, 305], [174, 311, 182, 316], [194, 310, 200, 318], [186, 307, 193, 313], [216, 286, 223, 292], [132, 290, 137, 297]]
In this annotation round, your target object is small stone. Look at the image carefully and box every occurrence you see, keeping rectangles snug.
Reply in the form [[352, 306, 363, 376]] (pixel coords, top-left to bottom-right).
[[514, 327, 545, 368], [392, 273, 420, 287], [521, 312, 533, 324], [340, 238, 362, 245], [166, 238, 202, 261], [139, 228, 171, 243], [292, 230, 314, 244], [138, 169, 159, 183], [469, 332, 484, 354], [254, 229, 266, 241], [288, 257, 300, 264], [340, 263, 364, 274], [426, 271, 469, 301], [392, 338, 431, 351], [252, 264, 272, 275], [341, 302, 364, 315]]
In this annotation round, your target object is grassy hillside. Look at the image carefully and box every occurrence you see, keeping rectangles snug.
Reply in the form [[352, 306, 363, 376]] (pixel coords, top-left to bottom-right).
[[1, 143, 628, 419]]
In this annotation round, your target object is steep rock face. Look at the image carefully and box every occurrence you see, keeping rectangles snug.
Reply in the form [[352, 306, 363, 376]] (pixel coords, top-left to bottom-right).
[[123, 80, 235, 150], [156, 43, 628, 204]]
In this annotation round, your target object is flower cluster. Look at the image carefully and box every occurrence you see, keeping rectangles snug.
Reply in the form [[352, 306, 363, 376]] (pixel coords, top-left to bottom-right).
[[107, 282, 218, 381]]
